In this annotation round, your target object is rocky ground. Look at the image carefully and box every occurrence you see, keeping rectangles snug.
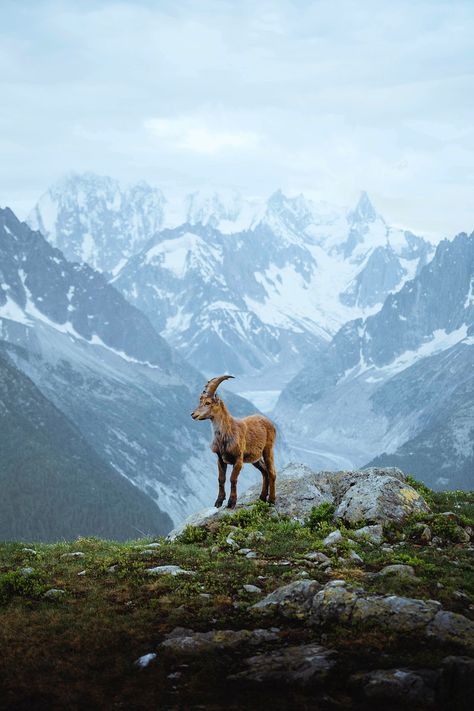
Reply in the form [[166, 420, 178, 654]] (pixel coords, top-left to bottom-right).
[[0, 466, 473, 710]]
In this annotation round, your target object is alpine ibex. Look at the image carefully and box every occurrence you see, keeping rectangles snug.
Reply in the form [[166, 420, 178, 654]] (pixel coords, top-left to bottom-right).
[[191, 375, 277, 509]]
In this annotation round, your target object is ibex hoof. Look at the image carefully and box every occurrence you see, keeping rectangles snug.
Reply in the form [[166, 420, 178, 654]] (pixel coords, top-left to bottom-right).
[[226, 498, 237, 509], [259, 494, 268, 502], [268, 497, 276, 505], [214, 499, 224, 508]]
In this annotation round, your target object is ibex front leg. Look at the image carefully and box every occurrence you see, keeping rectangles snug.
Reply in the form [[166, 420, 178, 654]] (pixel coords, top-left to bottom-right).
[[227, 458, 243, 509], [214, 455, 227, 508]]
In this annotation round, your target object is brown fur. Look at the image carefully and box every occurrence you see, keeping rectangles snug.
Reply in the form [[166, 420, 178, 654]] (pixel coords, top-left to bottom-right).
[[191, 377, 277, 509]]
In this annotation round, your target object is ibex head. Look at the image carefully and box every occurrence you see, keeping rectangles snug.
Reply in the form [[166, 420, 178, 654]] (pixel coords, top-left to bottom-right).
[[191, 375, 234, 420]]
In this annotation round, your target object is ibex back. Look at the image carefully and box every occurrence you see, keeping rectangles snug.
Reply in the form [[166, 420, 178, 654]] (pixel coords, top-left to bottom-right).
[[191, 375, 277, 508]]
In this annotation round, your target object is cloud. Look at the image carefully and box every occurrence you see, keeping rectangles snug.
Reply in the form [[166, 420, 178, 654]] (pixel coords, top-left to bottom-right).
[[144, 116, 259, 154], [0, 0, 473, 237]]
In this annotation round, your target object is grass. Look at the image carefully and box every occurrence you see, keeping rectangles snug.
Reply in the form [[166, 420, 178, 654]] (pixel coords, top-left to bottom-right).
[[0, 487, 473, 709]]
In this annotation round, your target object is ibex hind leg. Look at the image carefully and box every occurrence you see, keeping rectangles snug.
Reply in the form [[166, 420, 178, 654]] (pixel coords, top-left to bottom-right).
[[252, 459, 269, 502], [263, 445, 276, 504], [215, 456, 227, 508]]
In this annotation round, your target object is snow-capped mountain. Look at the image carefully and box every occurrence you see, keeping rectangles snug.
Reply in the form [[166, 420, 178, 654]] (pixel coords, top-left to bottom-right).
[[112, 189, 434, 379], [274, 231, 474, 489], [29, 172, 434, 389], [0, 207, 260, 530], [29, 173, 167, 273]]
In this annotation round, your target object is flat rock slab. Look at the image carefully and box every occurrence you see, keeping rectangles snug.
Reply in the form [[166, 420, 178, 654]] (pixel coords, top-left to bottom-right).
[[161, 627, 279, 653], [229, 643, 337, 685]]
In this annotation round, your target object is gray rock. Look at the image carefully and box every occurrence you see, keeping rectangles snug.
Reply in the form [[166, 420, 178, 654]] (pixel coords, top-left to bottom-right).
[[44, 588, 66, 598], [161, 627, 279, 653], [134, 653, 157, 668], [146, 565, 196, 576], [335, 470, 430, 524], [253, 580, 321, 616], [323, 530, 343, 546], [19, 567, 35, 576], [350, 668, 436, 704], [410, 522, 432, 543], [243, 584, 262, 594], [351, 524, 384, 544], [378, 564, 416, 577], [77, 570, 86, 577], [304, 551, 331, 564], [237, 548, 252, 555], [22, 548, 37, 555], [229, 643, 336, 684], [167, 465, 430, 538], [311, 582, 440, 632], [61, 551, 85, 559], [426, 610, 474, 651]]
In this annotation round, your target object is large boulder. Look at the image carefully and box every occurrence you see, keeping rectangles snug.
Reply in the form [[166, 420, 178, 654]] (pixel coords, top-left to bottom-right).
[[332, 468, 430, 524], [253, 580, 474, 653], [168, 464, 430, 538]]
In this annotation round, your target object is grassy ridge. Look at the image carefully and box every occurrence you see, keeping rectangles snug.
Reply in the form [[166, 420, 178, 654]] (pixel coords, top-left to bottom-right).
[[0, 487, 473, 710]]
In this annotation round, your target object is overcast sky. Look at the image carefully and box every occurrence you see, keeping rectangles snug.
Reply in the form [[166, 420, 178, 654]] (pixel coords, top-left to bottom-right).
[[1, 0, 473, 238]]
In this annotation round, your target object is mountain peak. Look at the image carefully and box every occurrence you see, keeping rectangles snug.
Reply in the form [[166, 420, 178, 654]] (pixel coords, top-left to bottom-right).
[[350, 191, 377, 223]]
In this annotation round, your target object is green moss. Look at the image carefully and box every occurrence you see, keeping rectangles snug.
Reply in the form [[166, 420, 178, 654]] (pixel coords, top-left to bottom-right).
[[405, 474, 436, 508], [304, 502, 336, 532], [0, 569, 47, 605]]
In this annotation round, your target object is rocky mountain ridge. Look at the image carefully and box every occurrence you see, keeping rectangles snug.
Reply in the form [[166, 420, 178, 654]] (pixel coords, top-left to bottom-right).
[[29, 173, 434, 379], [275, 232, 474, 488]]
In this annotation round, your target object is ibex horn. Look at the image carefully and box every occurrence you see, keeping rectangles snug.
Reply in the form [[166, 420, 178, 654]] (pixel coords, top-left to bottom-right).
[[202, 374, 235, 397]]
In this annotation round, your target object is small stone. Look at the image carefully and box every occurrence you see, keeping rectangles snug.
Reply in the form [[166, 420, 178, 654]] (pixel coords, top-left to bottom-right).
[[453, 591, 470, 602], [22, 548, 37, 555], [145, 543, 161, 548], [348, 551, 363, 563], [246, 551, 258, 559], [61, 551, 85, 559], [135, 653, 157, 668], [243, 584, 262, 594], [108, 565, 118, 573], [237, 548, 252, 555], [297, 571, 310, 578], [77, 570, 86, 577], [146, 565, 196, 576], [225, 535, 239, 549], [44, 588, 66, 598], [20, 567, 34, 576], [304, 551, 330, 564], [140, 550, 157, 556], [351, 525, 384, 544], [199, 593, 211, 599], [323, 530, 343, 546], [378, 564, 416, 578]]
